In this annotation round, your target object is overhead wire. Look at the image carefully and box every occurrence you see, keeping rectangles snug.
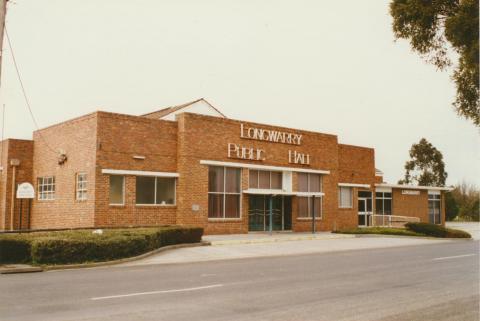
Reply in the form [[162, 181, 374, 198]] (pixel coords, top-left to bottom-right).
[[4, 25, 56, 154]]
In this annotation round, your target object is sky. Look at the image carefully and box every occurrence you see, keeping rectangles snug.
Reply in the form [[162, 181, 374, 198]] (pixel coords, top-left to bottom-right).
[[0, 0, 478, 186]]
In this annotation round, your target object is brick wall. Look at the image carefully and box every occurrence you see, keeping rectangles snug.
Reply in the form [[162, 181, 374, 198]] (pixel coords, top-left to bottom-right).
[[94, 112, 178, 227], [0, 139, 34, 230], [31, 114, 97, 229]]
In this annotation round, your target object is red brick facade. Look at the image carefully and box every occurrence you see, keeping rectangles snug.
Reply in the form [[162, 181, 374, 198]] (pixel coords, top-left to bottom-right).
[[0, 109, 448, 233]]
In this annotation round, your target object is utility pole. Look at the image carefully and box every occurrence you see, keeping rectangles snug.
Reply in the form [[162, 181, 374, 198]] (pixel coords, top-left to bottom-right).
[[0, 0, 7, 85]]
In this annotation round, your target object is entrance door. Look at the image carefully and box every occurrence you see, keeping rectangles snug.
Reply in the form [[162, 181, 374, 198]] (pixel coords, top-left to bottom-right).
[[248, 195, 292, 232], [358, 191, 373, 227]]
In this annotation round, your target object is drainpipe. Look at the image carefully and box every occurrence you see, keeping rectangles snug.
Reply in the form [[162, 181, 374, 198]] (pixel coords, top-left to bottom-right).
[[9, 158, 19, 231], [269, 195, 273, 235], [311, 196, 316, 234]]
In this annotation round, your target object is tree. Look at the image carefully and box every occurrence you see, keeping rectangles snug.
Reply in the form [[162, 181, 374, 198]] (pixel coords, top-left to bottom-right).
[[390, 0, 479, 127], [445, 191, 459, 220], [448, 181, 480, 221], [398, 138, 447, 186]]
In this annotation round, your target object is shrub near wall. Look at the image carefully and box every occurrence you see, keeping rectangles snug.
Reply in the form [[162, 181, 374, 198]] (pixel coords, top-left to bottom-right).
[[0, 226, 203, 265], [405, 222, 471, 238]]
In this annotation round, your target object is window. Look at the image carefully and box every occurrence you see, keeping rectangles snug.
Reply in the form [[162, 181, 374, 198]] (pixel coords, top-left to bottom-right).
[[136, 176, 176, 205], [249, 170, 283, 190], [338, 187, 353, 208], [428, 193, 441, 224], [76, 173, 88, 201], [109, 175, 125, 205], [297, 173, 322, 218], [375, 192, 392, 215], [208, 166, 241, 219], [38, 176, 55, 200]]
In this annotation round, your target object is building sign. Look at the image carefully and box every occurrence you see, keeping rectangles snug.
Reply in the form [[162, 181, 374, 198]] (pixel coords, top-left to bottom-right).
[[402, 190, 420, 195], [16, 182, 35, 199], [288, 150, 311, 165], [228, 143, 266, 161], [240, 124, 302, 146]]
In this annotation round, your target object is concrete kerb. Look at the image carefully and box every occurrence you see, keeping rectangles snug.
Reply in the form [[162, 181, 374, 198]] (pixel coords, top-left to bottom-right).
[[0, 242, 211, 274], [207, 233, 356, 246]]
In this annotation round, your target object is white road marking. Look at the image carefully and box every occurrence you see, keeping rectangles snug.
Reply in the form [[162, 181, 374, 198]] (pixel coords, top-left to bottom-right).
[[91, 284, 224, 301], [432, 254, 477, 261]]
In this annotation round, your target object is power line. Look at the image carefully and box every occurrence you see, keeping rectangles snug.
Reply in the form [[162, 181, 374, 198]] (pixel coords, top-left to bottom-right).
[[4, 25, 56, 154]]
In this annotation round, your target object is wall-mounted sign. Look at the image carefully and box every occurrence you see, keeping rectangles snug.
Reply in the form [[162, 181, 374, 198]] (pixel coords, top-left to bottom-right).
[[192, 204, 200, 212], [288, 150, 311, 165], [16, 182, 35, 199], [240, 124, 302, 146], [402, 190, 420, 195], [228, 143, 266, 161]]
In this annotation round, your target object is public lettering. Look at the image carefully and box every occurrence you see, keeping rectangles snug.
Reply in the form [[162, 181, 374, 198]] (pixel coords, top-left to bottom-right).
[[241, 124, 302, 146]]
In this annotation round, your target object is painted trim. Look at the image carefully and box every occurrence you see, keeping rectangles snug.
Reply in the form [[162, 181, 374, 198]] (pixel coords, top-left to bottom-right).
[[242, 189, 324, 197], [200, 160, 330, 175], [338, 183, 371, 188], [375, 187, 392, 193], [375, 183, 453, 191], [428, 190, 441, 195], [102, 169, 180, 178]]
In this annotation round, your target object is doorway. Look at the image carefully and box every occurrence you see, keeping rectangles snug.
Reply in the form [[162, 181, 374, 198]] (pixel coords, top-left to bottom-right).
[[358, 191, 373, 227], [248, 195, 292, 232]]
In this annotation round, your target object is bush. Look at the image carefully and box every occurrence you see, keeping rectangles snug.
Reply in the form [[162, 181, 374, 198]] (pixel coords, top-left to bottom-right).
[[333, 227, 423, 237], [0, 236, 32, 263], [0, 226, 203, 265], [405, 222, 472, 238]]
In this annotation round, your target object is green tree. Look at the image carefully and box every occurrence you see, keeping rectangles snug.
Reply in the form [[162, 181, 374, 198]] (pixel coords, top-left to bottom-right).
[[445, 191, 459, 220], [451, 181, 480, 221], [390, 0, 479, 127], [398, 138, 448, 186]]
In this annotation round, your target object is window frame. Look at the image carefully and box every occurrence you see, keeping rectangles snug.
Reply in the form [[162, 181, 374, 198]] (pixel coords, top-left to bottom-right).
[[338, 186, 353, 209], [297, 173, 323, 219], [428, 193, 442, 225], [37, 176, 55, 201], [75, 173, 88, 201], [208, 166, 242, 220], [135, 176, 177, 206], [248, 170, 283, 190], [375, 192, 392, 215], [109, 175, 125, 206]]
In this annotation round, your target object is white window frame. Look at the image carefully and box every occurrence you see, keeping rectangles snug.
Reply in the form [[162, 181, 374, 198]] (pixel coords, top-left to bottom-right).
[[76, 173, 88, 201], [338, 186, 353, 209], [208, 166, 242, 220], [109, 175, 125, 206], [136, 176, 177, 206], [37, 176, 55, 201], [297, 173, 323, 219], [375, 192, 392, 215], [428, 193, 442, 224]]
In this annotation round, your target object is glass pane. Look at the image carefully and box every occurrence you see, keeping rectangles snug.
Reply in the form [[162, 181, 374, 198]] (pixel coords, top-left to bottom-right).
[[298, 197, 309, 217], [340, 187, 352, 208], [384, 199, 392, 215], [298, 173, 308, 192], [309, 174, 321, 192], [136, 176, 155, 204], [376, 192, 383, 198], [110, 175, 124, 204], [225, 168, 240, 193], [259, 171, 270, 189], [358, 215, 366, 226], [313, 197, 321, 217], [156, 178, 175, 205], [385, 193, 392, 198], [225, 195, 240, 218], [208, 167, 224, 193], [208, 194, 224, 218], [358, 200, 366, 212], [249, 170, 258, 189], [375, 199, 383, 214], [358, 191, 372, 198], [366, 199, 372, 212], [271, 172, 282, 189]]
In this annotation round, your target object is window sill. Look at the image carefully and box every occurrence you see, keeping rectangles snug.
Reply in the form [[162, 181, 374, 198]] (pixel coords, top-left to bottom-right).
[[297, 217, 323, 221], [109, 204, 126, 207], [208, 218, 242, 222], [135, 204, 177, 208], [339, 207, 353, 210]]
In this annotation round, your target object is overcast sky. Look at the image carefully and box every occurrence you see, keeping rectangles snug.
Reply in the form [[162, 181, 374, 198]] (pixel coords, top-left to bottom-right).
[[1, 0, 478, 186]]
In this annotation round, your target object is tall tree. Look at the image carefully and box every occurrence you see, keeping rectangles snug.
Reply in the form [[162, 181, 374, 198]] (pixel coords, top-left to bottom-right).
[[390, 0, 479, 127], [399, 138, 448, 186]]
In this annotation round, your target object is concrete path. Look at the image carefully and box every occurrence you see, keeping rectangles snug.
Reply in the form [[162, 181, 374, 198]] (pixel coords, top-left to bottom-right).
[[123, 234, 456, 266]]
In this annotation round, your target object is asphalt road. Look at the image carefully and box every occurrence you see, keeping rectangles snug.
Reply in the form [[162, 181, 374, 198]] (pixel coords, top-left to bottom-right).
[[1, 240, 478, 321]]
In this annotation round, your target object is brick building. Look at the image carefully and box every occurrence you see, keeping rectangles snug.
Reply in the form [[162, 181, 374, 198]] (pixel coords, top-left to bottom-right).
[[0, 99, 451, 234]]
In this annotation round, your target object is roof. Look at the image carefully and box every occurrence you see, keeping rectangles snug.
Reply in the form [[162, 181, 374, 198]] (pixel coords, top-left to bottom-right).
[[375, 183, 453, 192], [141, 98, 227, 119]]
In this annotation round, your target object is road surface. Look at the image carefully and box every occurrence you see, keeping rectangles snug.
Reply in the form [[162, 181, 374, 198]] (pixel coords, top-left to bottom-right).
[[0, 240, 478, 321]]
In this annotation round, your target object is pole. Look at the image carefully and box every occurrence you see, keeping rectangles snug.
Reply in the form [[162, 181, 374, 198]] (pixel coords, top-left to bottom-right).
[[0, 0, 8, 86], [27, 199, 31, 230], [311, 196, 316, 234], [9, 163, 15, 230], [18, 198, 22, 230], [269, 196, 273, 235]]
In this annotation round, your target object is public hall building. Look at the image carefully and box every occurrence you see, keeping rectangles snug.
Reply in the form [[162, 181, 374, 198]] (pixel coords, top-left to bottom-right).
[[0, 99, 451, 234]]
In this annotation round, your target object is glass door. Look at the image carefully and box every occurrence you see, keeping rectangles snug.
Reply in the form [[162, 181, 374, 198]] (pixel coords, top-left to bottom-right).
[[248, 195, 292, 232], [358, 198, 368, 227]]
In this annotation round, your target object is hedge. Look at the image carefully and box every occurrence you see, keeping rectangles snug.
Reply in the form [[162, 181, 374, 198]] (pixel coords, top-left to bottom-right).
[[333, 227, 423, 237], [405, 222, 472, 238], [0, 226, 203, 265]]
